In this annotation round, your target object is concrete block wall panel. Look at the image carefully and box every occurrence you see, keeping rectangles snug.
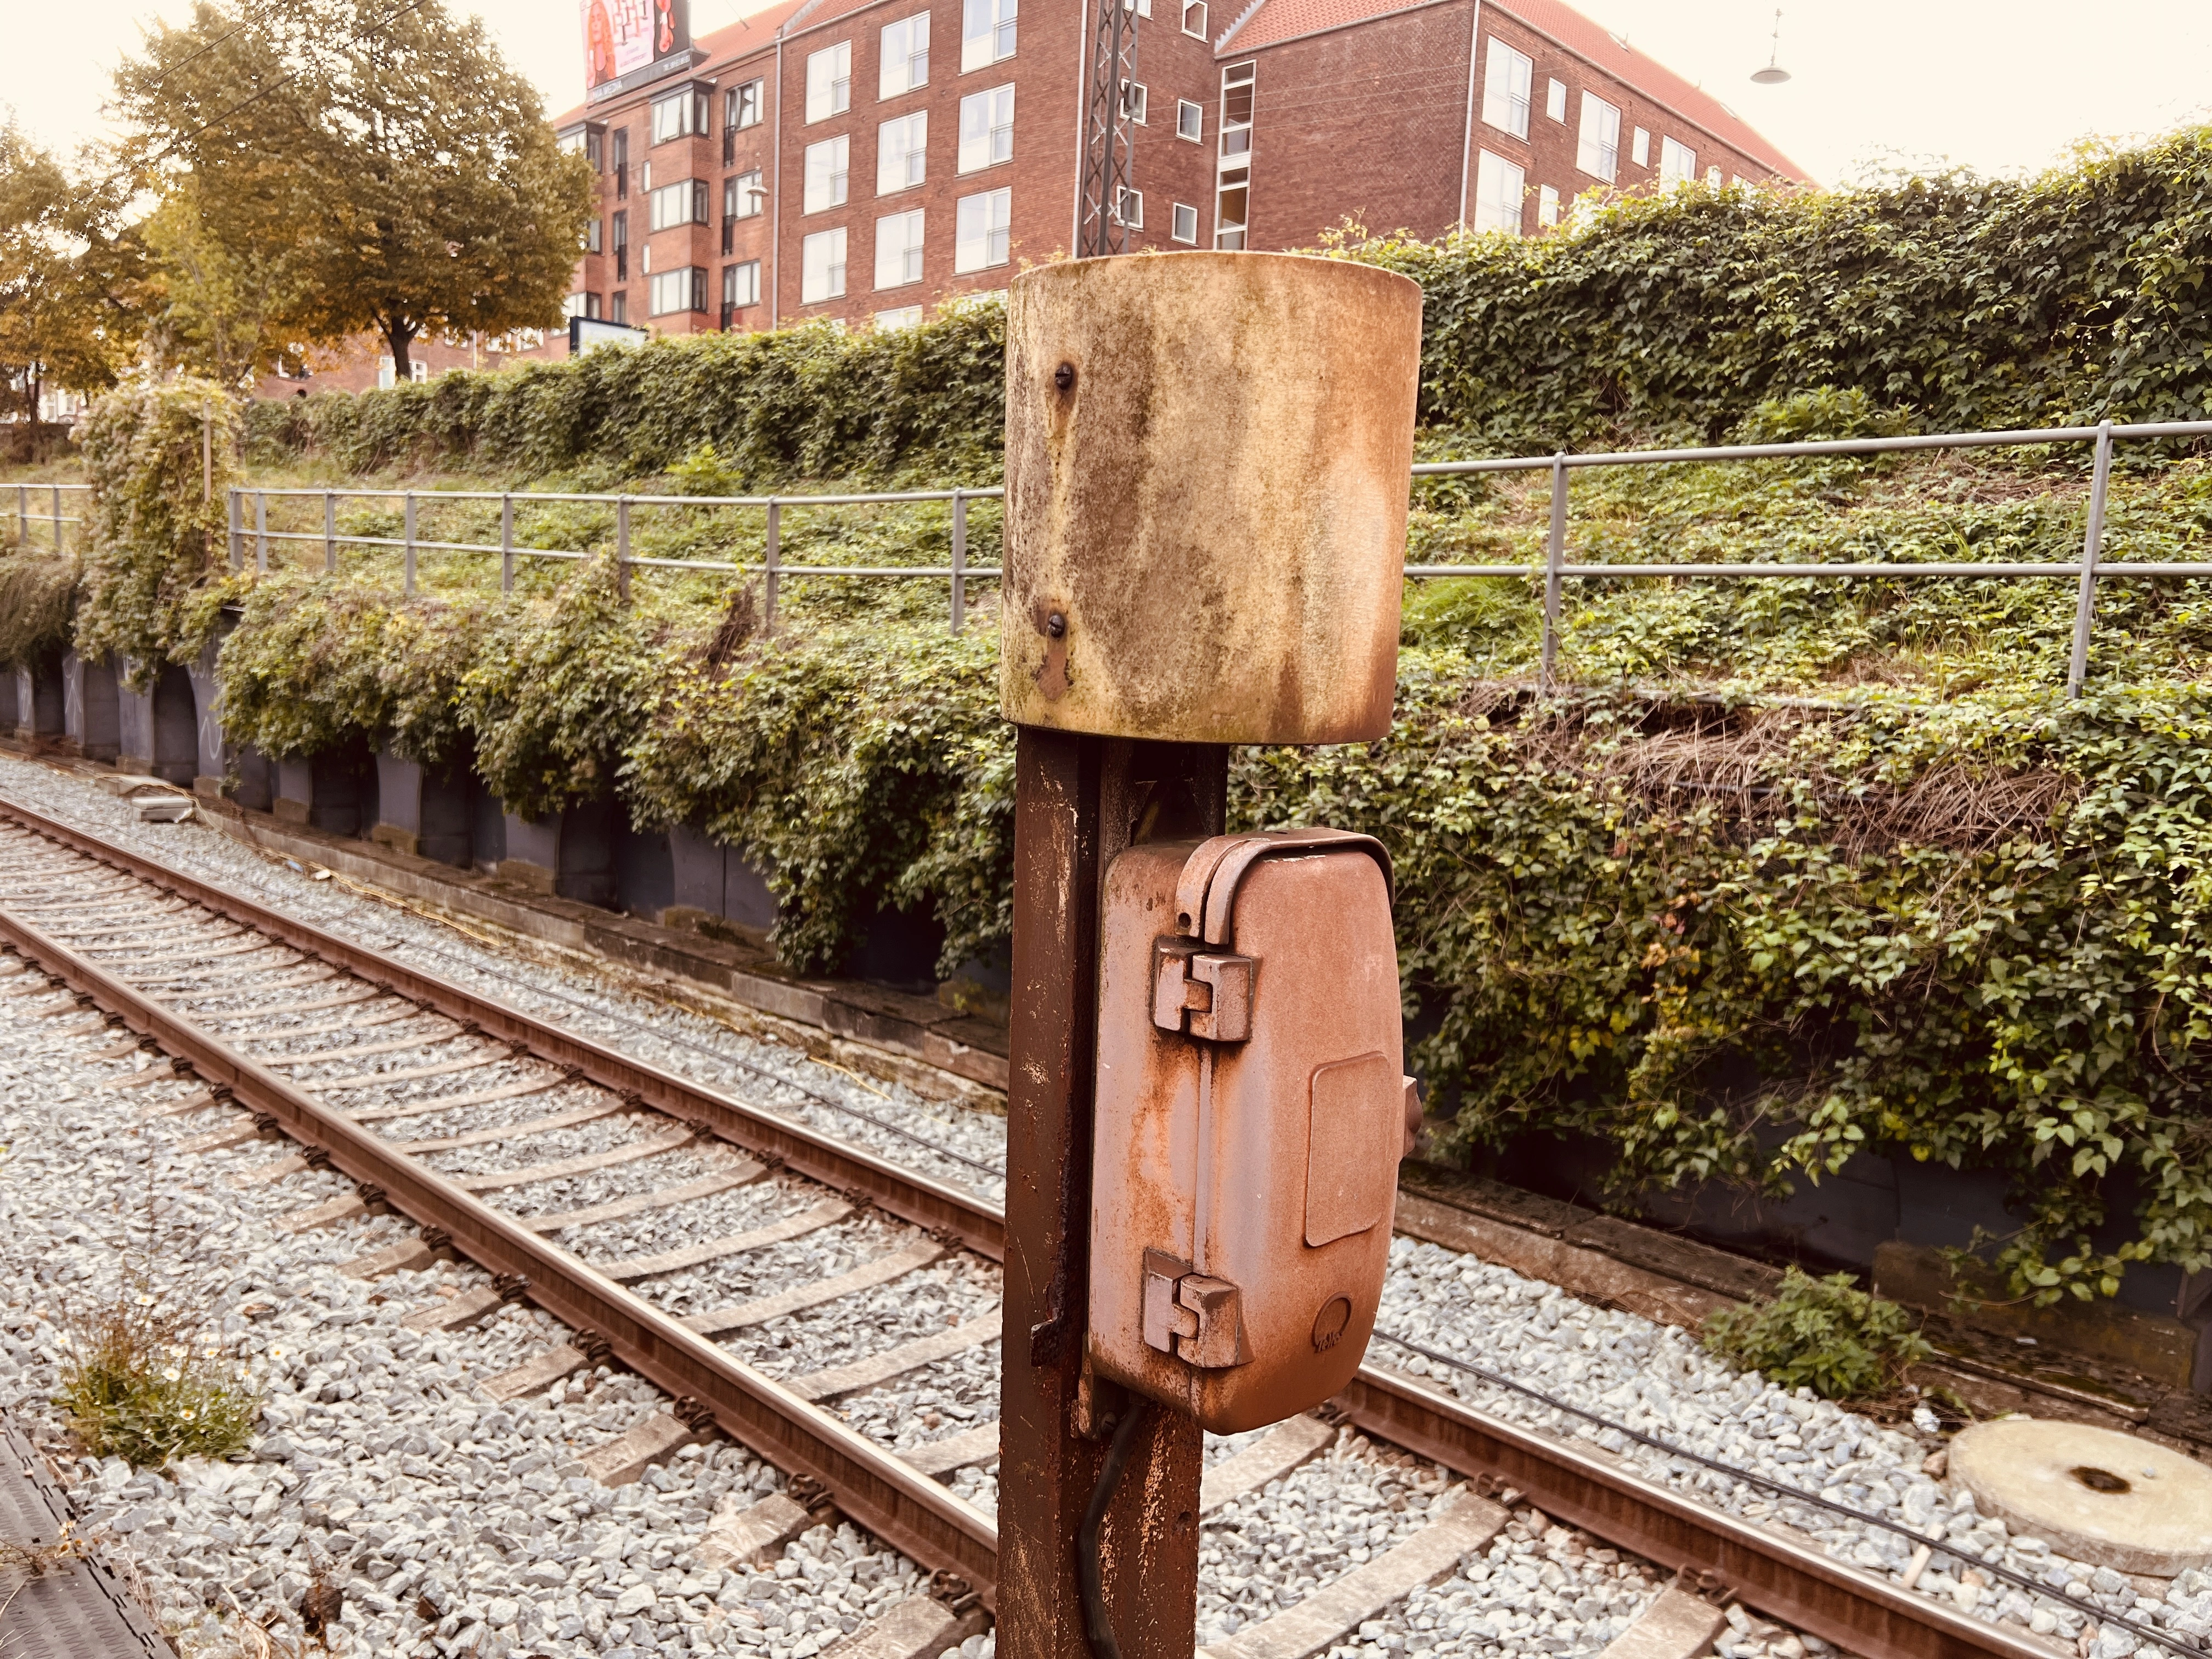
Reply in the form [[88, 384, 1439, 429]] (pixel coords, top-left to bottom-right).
[[114, 658, 154, 775], [374, 750, 426, 849], [616, 820, 678, 922], [149, 665, 199, 786], [311, 748, 374, 838], [469, 776, 507, 873], [556, 796, 618, 908], [187, 644, 229, 792], [21, 663, 65, 737], [232, 743, 274, 812], [61, 652, 84, 754], [0, 668, 18, 730], [839, 897, 944, 991], [418, 765, 473, 868], [77, 657, 121, 762], [500, 809, 561, 893], [724, 850, 780, 932], [274, 758, 315, 824]]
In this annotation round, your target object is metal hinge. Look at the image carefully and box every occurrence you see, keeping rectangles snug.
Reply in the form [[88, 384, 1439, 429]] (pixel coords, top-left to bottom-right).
[[1151, 939, 1254, 1042], [1140, 1250, 1251, 1368]]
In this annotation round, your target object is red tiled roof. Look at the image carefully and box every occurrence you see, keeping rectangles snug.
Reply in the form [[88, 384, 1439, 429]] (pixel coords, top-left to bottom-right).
[[1216, 0, 1804, 180], [1496, 0, 1804, 178], [552, 0, 811, 126]]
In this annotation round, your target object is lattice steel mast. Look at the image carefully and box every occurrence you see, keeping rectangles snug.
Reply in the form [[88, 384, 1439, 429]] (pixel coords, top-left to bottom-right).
[[1077, 0, 1140, 256]]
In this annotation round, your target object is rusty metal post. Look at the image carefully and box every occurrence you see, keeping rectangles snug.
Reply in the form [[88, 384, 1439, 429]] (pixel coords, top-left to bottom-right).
[[998, 253, 1421, 1659]]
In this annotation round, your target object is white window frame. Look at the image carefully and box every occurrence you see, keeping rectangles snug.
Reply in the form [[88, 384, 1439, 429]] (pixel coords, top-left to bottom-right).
[[1630, 126, 1650, 167], [1170, 201, 1198, 243], [724, 260, 761, 308], [804, 136, 851, 213], [877, 112, 929, 194], [1660, 136, 1696, 185], [806, 42, 853, 122], [875, 306, 924, 330], [1113, 187, 1143, 229], [651, 88, 707, 144], [802, 227, 848, 302], [1471, 149, 1523, 235], [650, 266, 705, 316], [1215, 61, 1254, 249], [1176, 98, 1203, 142], [954, 186, 1011, 272], [1537, 184, 1560, 226], [958, 83, 1015, 173], [1576, 92, 1618, 182], [727, 170, 765, 219], [1182, 0, 1206, 35], [961, 0, 1017, 72], [649, 178, 706, 232], [1120, 80, 1147, 124], [1544, 77, 1566, 122], [1705, 164, 1723, 188], [729, 80, 765, 130], [875, 208, 926, 289], [1480, 40, 1531, 139], [879, 13, 930, 98]]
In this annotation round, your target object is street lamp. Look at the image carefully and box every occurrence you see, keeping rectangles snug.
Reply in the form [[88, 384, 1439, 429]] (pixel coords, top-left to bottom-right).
[[1751, 8, 1790, 83]]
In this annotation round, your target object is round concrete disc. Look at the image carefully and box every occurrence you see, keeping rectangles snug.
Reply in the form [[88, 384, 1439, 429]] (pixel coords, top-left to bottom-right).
[[1948, 1419, 2212, 1575]]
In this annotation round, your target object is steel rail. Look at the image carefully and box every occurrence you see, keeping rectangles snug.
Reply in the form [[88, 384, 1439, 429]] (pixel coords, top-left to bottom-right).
[[0, 896, 1002, 1607], [0, 796, 2075, 1659], [0, 795, 1002, 1261]]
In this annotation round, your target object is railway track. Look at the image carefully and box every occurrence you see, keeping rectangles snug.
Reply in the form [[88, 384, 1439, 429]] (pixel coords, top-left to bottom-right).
[[0, 787, 2151, 1659]]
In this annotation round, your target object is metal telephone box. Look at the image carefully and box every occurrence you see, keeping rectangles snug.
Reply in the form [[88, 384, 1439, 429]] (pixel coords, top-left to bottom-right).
[[1088, 828, 1408, 1433]]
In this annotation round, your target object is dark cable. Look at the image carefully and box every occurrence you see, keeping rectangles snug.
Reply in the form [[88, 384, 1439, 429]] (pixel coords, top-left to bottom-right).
[[1079, 1401, 1152, 1659], [1371, 1330, 2200, 1659]]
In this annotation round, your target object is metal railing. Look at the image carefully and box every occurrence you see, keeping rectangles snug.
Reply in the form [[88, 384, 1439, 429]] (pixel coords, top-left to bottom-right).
[[1407, 417, 2212, 696], [226, 483, 1003, 633], [5, 483, 89, 555]]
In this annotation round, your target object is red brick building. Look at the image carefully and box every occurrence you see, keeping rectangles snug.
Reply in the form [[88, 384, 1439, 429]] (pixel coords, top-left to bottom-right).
[[259, 0, 1800, 391]]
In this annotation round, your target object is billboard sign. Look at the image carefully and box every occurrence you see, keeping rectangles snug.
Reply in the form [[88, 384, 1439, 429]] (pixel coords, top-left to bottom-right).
[[583, 0, 690, 95], [570, 317, 652, 356]]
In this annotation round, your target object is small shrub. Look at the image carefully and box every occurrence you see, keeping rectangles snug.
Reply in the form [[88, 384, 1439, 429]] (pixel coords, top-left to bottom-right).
[[1700, 1267, 1934, 1402], [54, 1269, 260, 1468]]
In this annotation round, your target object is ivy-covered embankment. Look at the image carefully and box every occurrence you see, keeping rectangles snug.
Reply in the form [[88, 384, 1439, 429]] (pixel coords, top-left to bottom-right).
[[11, 129, 2212, 1305]]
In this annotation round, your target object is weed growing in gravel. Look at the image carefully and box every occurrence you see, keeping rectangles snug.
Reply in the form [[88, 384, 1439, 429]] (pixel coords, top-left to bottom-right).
[[53, 1266, 261, 1468], [1700, 1268, 1934, 1402]]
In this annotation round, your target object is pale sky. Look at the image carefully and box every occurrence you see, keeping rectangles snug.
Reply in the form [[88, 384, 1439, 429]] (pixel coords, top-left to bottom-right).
[[5, 0, 2210, 187]]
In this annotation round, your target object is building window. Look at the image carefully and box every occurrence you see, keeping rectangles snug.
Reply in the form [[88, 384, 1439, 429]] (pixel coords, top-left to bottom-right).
[[1472, 149, 1523, 235], [1544, 78, 1566, 122], [804, 136, 851, 213], [958, 84, 1015, 172], [1537, 184, 1559, 226], [807, 42, 853, 121], [651, 267, 706, 315], [652, 88, 708, 144], [728, 80, 765, 130], [1216, 61, 1253, 249], [584, 217, 603, 252], [1706, 165, 1723, 188], [1182, 0, 1206, 35], [610, 291, 628, 324], [876, 306, 924, 330], [961, 0, 1017, 72], [881, 13, 930, 97], [726, 170, 765, 219], [611, 126, 629, 196], [1576, 93, 1618, 181], [562, 292, 595, 319], [1660, 136, 1696, 185], [724, 260, 761, 308], [1120, 80, 1147, 124], [1631, 126, 1650, 167], [612, 210, 629, 247], [1113, 187, 1142, 229], [650, 178, 708, 231], [1170, 201, 1198, 243], [875, 208, 926, 288], [1177, 98, 1203, 142], [878, 112, 929, 193], [1480, 41, 1530, 139], [954, 187, 1011, 272], [802, 227, 848, 302]]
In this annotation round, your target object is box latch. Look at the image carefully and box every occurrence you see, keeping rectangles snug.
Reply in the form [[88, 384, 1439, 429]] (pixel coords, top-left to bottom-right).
[[1151, 939, 1254, 1042], [1141, 1252, 1251, 1368]]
